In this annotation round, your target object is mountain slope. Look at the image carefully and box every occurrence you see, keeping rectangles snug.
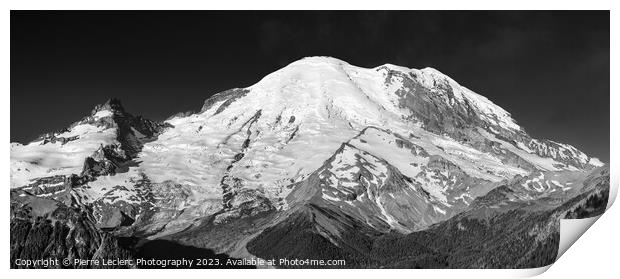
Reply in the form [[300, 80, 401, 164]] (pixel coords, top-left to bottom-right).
[[9, 56, 608, 268], [247, 165, 608, 268]]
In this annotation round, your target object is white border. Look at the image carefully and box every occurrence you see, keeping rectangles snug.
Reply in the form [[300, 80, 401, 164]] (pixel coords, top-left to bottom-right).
[[3, 1, 617, 279], [0, 0, 616, 10]]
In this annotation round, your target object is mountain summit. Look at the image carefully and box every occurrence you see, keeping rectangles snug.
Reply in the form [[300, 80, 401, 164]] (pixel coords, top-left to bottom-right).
[[10, 57, 608, 269]]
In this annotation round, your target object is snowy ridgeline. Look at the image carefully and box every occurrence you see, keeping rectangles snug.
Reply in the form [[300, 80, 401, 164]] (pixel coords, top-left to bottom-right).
[[9, 56, 604, 234]]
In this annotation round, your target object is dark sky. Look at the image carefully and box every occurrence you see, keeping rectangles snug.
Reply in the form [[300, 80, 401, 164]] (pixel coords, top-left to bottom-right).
[[11, 11, 609, 162]]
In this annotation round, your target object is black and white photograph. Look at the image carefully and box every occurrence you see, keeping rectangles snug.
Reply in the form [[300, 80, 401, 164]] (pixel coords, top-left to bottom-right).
[[6, 6, 615, 275]]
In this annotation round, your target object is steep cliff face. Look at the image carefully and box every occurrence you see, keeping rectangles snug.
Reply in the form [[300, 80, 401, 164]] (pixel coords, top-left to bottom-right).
[[10, 192, 134, 268]]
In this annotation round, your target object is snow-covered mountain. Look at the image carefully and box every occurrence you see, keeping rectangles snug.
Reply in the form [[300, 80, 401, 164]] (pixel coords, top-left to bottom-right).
[[10, 56, 608, 268]]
